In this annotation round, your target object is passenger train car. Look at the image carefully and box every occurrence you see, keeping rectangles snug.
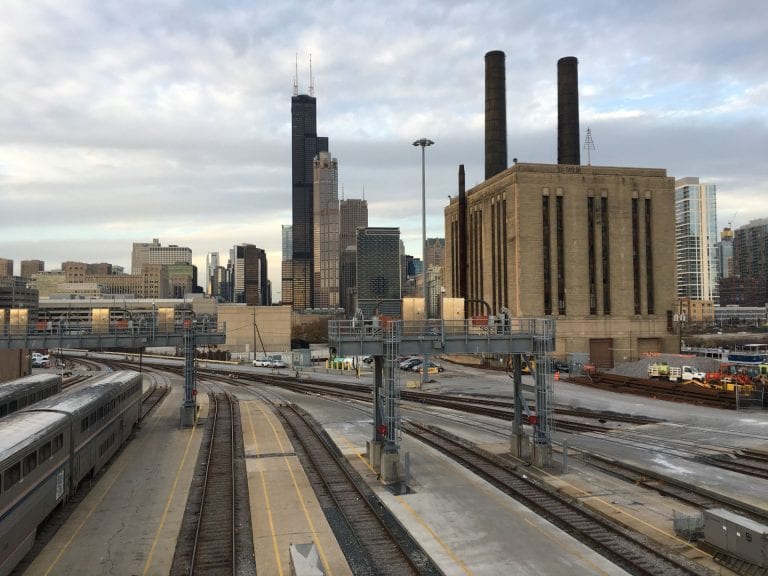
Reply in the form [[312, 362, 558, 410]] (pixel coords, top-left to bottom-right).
[[0, 374, 62, 419], [0, 371, 142, 576]]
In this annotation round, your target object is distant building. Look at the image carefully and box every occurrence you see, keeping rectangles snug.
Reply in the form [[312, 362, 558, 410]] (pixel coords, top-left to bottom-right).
[[206, 252, 219, 296], [20, 259, 44, 279], [0, 258, 13, 277], [313, 151, 339, 309], [425, 238, 445, 270], [732, 218, 768, 307], [339, 198, 368, 251], [281, 225, 293, 306], [356, 227, 401, 318], [231, 244, 269, 306], [339, 246, 357, 316], [167, 262, 197, 298], [715, 227, 734, 280], [131, 238, 192, 273], [675, 177, 718, 302]]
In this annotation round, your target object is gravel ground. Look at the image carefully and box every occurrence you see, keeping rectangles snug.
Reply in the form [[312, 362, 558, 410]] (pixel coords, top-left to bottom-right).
[[609, 353, 722, 379]]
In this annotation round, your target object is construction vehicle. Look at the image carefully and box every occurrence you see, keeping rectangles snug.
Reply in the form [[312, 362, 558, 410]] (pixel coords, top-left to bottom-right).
[[648, 362, 705, 382]]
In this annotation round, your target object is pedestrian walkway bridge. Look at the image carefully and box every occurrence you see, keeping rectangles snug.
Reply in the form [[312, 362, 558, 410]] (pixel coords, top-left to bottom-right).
[[0, 321, 225, 350], [329, 317, 553, 357]]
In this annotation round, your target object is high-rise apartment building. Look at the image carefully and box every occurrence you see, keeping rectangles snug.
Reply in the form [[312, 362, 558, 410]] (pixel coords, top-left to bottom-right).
[[206, 252, 219, 296], [0, 259, 13, 277], [675, 177, 718, 302], [313, 151, 339, 309], [356, 227, 401, 318], [131, 238, 192, 273], [291, 83, 328, 310], [20, 260, 44, 279], [231, 244, 269, 306]]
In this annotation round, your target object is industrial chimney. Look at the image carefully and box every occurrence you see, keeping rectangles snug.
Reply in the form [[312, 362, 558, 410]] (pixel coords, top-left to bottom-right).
[[557, 56, 580, 165], [485, 50, 507, 179]]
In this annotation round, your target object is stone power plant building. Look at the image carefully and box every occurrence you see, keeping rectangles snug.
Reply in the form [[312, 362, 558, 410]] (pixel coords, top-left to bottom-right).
[[444, 52, 678, 368]]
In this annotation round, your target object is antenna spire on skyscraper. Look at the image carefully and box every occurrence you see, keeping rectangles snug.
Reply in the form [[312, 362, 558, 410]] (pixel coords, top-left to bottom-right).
[[309, 53, 315, 97], [293, 53, 298, 96]]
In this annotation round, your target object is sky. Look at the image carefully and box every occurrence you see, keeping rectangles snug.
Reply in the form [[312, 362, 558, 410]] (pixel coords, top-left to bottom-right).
[[1, 0, 766, 302]]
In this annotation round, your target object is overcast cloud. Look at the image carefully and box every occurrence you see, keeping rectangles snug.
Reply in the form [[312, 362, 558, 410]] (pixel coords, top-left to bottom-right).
[[1, 0, 766, 301]]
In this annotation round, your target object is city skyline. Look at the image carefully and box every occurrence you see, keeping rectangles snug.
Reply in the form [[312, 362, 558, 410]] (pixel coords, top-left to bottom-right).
[[0, 1, 765, 302]]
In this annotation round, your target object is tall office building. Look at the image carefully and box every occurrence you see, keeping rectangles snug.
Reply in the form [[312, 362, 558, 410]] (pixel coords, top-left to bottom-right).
[[206, 252, 219, 296], [339, 198, 368, 252], [313, 151, 339, 309], [20, 260, 44, 279], [231, 244, 269, 306], [0, 259, 13, 277], [356, 227, 401, 318], [675, 177, 718, 301], [291, 78, 328, 310], [131, 239, 192, 273]]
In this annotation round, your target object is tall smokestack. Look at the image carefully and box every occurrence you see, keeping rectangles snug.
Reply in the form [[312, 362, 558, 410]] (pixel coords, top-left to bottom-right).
[[557, 56, 580, 165], [485, 50, 507, 180], [458, 164, 467, 303]]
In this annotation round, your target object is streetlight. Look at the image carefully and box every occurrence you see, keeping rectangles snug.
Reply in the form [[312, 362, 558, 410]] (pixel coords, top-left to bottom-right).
[[413, 137, 434, 385], [413, 138, 434, 317]]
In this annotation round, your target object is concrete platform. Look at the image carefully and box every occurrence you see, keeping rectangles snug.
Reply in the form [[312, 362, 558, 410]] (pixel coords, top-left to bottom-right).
[[23, 373, 206, 575], [239, 399, 352, 576]]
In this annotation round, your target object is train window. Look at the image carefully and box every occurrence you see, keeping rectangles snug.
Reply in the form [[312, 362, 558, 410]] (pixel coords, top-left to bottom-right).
[[0, 404, 6, 417], [53, 433, 63, 454], [4, 462, 21, 489], [81, 418, 89, 432], [23, 452, 37, 475], [39, 441, 52, 462], [8, 400, 17, 412]]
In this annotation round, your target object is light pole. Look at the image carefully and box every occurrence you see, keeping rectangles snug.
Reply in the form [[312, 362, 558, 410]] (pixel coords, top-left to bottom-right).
[[413, 138, 434, 385]]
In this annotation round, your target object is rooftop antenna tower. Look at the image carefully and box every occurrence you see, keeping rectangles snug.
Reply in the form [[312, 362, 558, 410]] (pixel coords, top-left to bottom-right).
[[583, 127, 595, 166], [309, 53, 315, 97], [293, 53, 298, 96]]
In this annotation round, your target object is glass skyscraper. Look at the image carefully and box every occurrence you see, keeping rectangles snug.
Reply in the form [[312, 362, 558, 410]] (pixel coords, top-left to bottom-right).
[[675, 177, 718, 301]]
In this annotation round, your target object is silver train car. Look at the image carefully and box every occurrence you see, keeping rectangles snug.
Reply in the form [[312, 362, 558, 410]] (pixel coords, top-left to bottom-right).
[[0, 371, 142, 576], [0, 374, 63, 419]]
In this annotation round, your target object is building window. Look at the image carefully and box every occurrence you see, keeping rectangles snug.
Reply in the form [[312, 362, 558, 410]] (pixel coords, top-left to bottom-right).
[[645, 198, 655, 314], [601, 196, 611, 315], [588, 196, 597, 315], [632, 198, 641, 314], [543, 195, 552, 315], [556, 195, 566, 315]]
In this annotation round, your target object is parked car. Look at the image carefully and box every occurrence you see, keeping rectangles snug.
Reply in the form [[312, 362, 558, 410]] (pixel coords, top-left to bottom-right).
[[253, 357, 273, 367], [399, 358, 421, 371], [362, 355, 374, 364], [268, 359, 287, 369], [410, 360, 445, 373]]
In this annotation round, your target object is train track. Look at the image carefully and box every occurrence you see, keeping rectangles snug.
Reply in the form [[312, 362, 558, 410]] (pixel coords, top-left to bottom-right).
[[277, 403, 443, 576], [402, 420, 712, 576], [171, 392, 253, 576]]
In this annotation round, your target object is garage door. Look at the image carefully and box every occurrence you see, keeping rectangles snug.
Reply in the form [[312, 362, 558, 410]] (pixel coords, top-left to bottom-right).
[[637, 338, 660, 357], [589, 338, 613, 371]]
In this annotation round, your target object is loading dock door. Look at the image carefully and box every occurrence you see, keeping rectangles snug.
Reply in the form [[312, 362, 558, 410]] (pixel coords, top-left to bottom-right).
[[589, 338, 613, 371]]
